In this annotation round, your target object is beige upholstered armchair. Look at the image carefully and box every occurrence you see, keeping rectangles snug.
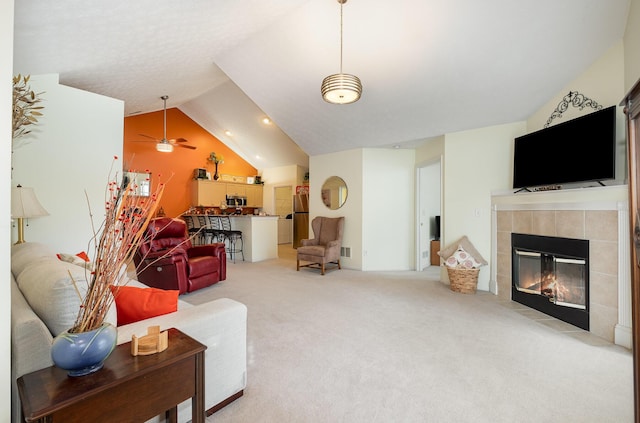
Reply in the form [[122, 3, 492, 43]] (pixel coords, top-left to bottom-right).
[[296, 216, 344, 275]]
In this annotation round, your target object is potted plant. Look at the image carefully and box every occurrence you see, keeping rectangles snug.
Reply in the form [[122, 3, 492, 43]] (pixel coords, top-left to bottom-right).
[[207, 152, 224, 180]]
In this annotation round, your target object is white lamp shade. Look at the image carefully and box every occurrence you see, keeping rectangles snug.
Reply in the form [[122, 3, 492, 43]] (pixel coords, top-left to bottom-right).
[[321, 73, 362, 104], [11, 186, 49, 218]]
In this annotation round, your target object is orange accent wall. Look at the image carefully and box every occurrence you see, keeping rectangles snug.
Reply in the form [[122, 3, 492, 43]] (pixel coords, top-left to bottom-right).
[[123, 108, 257, 218]]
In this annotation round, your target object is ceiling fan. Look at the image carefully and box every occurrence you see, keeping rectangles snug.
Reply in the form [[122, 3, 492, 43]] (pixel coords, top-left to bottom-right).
[[136, 95, 196, 152]]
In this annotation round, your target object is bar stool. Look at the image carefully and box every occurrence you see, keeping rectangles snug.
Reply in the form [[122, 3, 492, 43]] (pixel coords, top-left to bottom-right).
[[219, 216, 244, 263], [183, 214, 203, 245], [206, 215, 225, 243], [196, 215, 215, 245]]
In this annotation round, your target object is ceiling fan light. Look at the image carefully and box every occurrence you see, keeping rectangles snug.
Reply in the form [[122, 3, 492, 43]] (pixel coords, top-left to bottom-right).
[[321, 73, 362, 104], [156, 142, 173, 153]]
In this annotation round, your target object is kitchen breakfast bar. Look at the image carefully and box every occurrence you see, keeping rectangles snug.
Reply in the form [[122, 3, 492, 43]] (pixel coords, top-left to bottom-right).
[[184, 214, 279, 263]]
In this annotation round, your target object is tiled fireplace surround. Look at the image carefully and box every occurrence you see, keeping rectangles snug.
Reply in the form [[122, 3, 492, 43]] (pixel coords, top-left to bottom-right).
[[491, 185, 631, 348]]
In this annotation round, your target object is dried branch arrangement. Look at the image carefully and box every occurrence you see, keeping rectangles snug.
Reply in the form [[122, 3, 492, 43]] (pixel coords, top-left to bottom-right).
[[72, 157, 165, 333]]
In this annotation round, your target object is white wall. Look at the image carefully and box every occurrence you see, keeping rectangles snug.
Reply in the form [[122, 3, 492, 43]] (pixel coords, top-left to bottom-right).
[[362, 148, 415, 271], [415, 136, 445, 164], [624, 0, 640, 92], [11, 74, 124, 252], [310, 148, 415, 271], [2, 1, 14, 421], [310, 149, 364, 269], [442, 122, 526, 291]]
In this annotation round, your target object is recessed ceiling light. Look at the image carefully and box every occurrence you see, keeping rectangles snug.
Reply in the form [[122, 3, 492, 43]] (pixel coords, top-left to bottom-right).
[[262, 117, 271, 125], [224, 130, 233, 136]]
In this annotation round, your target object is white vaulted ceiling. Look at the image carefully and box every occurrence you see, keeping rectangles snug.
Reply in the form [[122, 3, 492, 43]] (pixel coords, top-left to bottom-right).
[[13, 0, 631, 169]]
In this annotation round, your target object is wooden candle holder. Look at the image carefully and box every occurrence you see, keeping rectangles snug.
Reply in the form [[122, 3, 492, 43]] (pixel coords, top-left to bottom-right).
[[131, 326, 168, 356]]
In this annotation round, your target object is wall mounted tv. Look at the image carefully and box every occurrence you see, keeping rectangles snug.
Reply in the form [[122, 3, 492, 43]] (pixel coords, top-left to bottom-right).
[[512, 105, 616, 190]]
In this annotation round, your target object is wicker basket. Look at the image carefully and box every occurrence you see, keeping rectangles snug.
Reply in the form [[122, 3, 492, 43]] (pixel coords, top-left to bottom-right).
[[446, 267, 480, 294]]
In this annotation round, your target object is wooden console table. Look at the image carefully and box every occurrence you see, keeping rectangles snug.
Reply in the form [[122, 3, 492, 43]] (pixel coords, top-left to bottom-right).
[[17, 328, 206, 423]]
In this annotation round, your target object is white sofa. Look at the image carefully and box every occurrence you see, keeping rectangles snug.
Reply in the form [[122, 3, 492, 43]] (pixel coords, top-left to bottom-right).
[[10, 242, 247, 423]]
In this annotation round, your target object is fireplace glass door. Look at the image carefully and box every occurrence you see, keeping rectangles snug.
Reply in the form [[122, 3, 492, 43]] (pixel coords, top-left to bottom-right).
[[514, 249, 586, 310], [511, 232, 589, 330]]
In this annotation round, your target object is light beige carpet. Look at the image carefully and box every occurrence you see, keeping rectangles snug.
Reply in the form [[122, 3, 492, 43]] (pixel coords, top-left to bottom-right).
[[182, 245, 633, 423]]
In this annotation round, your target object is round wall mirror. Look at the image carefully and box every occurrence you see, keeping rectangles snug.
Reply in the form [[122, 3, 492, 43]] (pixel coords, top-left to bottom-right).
[[321, 176, 348, 210]]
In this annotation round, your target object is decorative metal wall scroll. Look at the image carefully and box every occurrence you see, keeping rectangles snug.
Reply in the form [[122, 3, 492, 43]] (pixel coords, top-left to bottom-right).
[[544, 91, 602, 128]]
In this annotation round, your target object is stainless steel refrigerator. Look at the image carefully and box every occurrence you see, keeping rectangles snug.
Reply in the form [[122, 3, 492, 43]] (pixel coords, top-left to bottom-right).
[[293, 193, 309, 248]]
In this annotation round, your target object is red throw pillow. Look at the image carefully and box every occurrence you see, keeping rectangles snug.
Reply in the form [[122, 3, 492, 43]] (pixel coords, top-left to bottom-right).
[[109, 286, 179, 326]]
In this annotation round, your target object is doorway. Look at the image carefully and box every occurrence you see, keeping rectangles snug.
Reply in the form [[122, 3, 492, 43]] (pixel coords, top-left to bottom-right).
[[274, 186, 293, 245], [416, 158, 442, 271]]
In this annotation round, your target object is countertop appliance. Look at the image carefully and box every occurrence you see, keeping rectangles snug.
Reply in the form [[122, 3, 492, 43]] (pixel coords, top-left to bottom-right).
[[226, 196, 247, 207], [194, 168, 208, 179], [293, 193, 309, 248]]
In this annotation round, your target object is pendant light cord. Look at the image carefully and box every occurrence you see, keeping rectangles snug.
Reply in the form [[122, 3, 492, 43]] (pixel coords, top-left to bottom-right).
[[161, 95, 168, 141], [339, 1, 344, 74]]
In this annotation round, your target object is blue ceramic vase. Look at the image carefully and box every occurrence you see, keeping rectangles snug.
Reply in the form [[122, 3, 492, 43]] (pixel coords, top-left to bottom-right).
[[51, 323, 117, 377]]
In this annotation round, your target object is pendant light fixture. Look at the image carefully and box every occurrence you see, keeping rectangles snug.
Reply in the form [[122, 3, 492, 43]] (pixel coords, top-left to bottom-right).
[[321, 0, 362, 104]]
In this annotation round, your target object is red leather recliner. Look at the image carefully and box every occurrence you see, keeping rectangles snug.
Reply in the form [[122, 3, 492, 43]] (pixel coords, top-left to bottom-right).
[[133, 217, 226, 294]]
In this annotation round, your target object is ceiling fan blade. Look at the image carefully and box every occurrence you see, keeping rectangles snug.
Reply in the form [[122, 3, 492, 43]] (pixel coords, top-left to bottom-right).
[[167, 138, 189, 144], [132, 139, 157, 143], [178, 144, 197, 150], [138, 133, 160, 141]]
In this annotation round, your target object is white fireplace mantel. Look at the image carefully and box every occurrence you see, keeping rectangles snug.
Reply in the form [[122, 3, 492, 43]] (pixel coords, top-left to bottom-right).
[[491, 184, 628, 209], [490, 184, 631, 348]]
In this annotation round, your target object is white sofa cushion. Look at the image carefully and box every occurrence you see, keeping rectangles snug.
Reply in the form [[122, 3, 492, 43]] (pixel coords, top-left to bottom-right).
[[11, 242, 54, 278], [17, 257, 117, 336]]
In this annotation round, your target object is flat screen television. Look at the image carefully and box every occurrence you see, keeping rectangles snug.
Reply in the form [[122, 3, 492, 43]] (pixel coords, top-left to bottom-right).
[[512, 105, 616, 190]]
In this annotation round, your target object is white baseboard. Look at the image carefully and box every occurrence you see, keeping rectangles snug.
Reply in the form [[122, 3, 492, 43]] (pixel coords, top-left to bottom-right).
[[489, 279, 498, 295], [614, 324, 632, 349]]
